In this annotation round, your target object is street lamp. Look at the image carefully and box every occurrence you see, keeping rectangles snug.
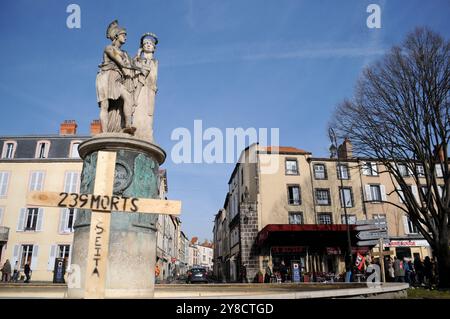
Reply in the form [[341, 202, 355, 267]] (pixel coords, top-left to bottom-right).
[[328, 128, 353, 281]]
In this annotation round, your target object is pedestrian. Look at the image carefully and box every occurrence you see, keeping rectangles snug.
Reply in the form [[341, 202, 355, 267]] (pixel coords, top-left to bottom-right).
[[24, 262, 32, 283], [393, 256, 405, 282], [414, 256, 424, 286], [408, 260, 415, 285], [423, 256, 433, 289], [264, 265, 272, 283], [279, 261, 288, 283], [11, 261, 20, 283], [1, 259, 12, 282], [403, 258, 410, 283]]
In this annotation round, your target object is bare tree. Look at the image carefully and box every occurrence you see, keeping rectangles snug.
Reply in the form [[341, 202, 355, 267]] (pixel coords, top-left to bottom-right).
[[330, 28, 449, 288]]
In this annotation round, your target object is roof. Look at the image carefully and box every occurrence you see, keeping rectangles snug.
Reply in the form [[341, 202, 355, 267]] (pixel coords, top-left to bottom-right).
[[260, 146, 311, 155]]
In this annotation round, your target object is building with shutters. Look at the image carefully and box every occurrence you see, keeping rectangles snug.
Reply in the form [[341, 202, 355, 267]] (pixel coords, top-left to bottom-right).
[[0, 120, 89, 281], [213, 142, 440, 282], [0, 120, 187, 282]]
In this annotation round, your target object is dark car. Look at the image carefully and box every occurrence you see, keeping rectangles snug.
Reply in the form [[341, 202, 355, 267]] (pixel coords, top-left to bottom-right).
[[186, 267, 208, 283]]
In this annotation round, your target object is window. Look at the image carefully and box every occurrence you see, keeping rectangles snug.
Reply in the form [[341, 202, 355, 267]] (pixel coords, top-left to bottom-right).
[[365, 184, 386, 202], [404, 215, 419, 234], [416, 164, 425, 177], [419, 186, 429, 203], [397, 163, 410, 177], [25, 208, 39, 231], [341, 215, 357, 224], [362, 162, 378, 176], [285, 159, 299, 175], [289, 212, 303, 224], [287, 185, 301, 205], [1, 141, 17, 159], [57, 244, 71, 269], [59, 208, 77, 233], [313, 164, 327, 179], [339, 187, 354, 208], [18, 208, 43, 232], [0, 171, 10, 197], [337, 164, 350, 180], [29, 171, 45, 191], [315, 188, 331, 205], [318, 213, 332, 225], [64, 171, 80, 193], [0, 207, 4, 225], [70, 141, 81, 158], [19, 245, 34, 269], [35, 141, 50, 159]]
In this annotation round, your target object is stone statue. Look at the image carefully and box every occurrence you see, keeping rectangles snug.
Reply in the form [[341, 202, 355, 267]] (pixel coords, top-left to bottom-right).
[[96, 20, 137, 134], [132, 33, 159, 142]]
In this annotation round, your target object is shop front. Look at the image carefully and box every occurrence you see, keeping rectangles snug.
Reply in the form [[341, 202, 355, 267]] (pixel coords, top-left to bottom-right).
[[257, 224, 372, 282], [385, 239, 432, 260]]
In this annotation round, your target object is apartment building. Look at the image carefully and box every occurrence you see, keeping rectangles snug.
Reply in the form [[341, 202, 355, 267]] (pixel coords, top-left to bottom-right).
[[0, 120, 187, 282], [213, 142, 438, 282]]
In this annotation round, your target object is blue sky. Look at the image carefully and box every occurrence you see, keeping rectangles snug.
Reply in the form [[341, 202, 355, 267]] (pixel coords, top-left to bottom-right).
[[1, 0, 449, 241]]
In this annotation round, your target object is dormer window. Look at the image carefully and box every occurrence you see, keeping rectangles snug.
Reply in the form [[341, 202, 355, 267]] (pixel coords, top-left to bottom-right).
[[35, 141, 50, 159], [69, 141, 81, 158], [1, 141, 17, 159]]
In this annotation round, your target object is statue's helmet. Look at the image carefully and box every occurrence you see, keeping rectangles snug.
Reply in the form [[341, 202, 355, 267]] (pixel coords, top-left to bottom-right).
[[106, 20, 127, 40], [140, 32, 158, 47]]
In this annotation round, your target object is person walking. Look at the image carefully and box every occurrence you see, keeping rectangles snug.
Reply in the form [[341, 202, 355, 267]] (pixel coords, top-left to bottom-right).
[[403, 258, 410, 284], [24, 262, 32, 283], [1, 259, 12, 282], [11, 261, 20, 283]]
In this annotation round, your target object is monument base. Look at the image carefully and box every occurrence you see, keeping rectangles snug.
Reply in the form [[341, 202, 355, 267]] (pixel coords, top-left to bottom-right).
[[67, 134, 165, 299]]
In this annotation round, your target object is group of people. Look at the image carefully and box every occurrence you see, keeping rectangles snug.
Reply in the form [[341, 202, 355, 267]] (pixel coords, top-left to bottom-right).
[[0, 260, 32, 283], [382, 255, 436, 288]]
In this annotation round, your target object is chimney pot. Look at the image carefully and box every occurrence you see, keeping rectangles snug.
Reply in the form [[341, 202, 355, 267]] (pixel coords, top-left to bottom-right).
[[59, 120, 77, 135], [90, 120, 102, 135]]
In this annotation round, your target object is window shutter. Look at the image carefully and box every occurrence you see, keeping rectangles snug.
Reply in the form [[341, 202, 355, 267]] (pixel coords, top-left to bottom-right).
[[380, 185, 387, 201], [371, 163, 378, 175], [48, 245, 57, 270], [37, 172, 44, 191], [397, 187, 404, 203], [438, 186, 443, 199], [365, 185, 372, 201], [36, 208, 44, 231], [12, 245, 20, 269], [29, 172, 36, 191], [412, 186, 419, 203], [0, 172, 9, 196], [67, 245, 72, 271], [403, 215, 410, 235], [435, 164, 443, 178], [362, 162, 370, 175], [64, 172, 71, 193], [59, 209, 68, 233], [17, 208, 26, 231], [31, 245, 39, 270], [73, 209, 78, 230]]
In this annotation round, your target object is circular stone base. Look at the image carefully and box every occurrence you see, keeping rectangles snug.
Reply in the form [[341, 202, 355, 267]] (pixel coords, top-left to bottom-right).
[[78, 133, 166, 164]]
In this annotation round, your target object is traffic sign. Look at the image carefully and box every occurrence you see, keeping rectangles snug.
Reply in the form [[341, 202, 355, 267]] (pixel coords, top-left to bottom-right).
[[356, 231, 388, 240], [355, 224, 387, 231], [355, 218, 386, 225], [356, 239, 389, 246]]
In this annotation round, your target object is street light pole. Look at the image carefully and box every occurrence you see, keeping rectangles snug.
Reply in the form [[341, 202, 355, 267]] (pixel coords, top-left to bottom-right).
[[328, 128, 353, 281]]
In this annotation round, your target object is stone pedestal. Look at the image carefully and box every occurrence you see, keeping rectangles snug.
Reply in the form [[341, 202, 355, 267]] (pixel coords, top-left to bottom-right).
[[67, 133, 165, 298]]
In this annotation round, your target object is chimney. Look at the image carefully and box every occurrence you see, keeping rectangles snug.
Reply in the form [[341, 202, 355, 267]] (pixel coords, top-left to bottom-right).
[[90, 120, 102, 135], [338, 138, 353, 159], [59, 120, 77, 135]]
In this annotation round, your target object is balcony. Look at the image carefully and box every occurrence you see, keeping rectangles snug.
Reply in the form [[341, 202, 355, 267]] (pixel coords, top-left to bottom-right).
[[0, 226, 9, 242]]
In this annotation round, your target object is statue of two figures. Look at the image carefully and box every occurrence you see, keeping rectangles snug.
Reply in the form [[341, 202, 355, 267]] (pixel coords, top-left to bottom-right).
[[96, 20, 158, 142]]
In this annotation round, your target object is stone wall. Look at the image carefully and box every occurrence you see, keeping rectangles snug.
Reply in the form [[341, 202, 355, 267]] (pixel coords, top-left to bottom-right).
[[239, 202, 260, 282]]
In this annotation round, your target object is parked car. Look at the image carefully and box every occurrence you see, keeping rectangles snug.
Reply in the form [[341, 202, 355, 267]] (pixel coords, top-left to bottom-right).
[[186, 267, 208, 283]]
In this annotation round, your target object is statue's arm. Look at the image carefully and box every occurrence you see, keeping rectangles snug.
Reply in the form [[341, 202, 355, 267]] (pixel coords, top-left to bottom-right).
[[104, 46, 132, 74]]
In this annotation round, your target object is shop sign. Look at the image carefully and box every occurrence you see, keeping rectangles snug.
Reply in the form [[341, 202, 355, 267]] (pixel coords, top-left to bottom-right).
[[271, 246, 305, 253], [386, 241, 417, 247]]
